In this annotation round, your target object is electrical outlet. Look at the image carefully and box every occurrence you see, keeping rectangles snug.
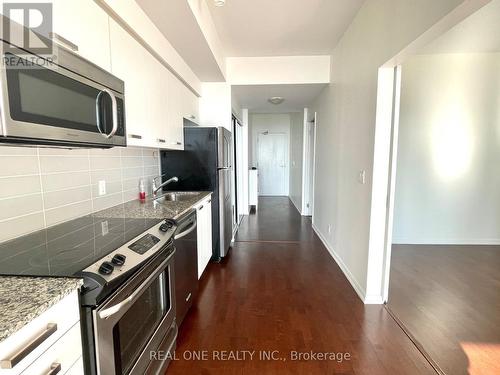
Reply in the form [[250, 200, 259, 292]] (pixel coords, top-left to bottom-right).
[[101, 221, 109, 236], [328, 224, 332, 234], [98, 180, 106, 196], [358, 170, 366, 185]]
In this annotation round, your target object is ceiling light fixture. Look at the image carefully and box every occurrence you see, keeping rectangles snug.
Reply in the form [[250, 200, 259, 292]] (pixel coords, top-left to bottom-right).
[[268, 97, 285, 105], [214, 0, 226, 6]]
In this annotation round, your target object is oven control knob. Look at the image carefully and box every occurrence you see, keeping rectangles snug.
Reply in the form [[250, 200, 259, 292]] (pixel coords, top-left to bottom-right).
[[98, 261, 114, 275], [111, 254, 126, 266]]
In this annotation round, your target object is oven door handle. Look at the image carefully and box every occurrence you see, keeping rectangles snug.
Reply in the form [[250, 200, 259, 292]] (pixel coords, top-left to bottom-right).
[[98, 252, 173, 319], [174, 221, 197, 240]]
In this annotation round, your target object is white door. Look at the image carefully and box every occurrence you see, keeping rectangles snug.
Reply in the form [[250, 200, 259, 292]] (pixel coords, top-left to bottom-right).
[[257, 133, 287, 196]]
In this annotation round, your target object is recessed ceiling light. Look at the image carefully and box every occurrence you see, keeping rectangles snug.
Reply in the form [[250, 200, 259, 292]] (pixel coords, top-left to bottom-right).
[[214, 0, 226, 6], [268, 97, 285, 105]]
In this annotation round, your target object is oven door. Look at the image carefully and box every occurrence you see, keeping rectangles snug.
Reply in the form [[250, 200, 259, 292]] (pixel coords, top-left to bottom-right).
[[93, 248, 176, 375], [0, 44, 126, 147]]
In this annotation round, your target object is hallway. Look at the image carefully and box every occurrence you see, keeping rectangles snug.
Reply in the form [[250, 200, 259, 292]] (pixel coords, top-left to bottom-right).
[[167, 197, 434, 374]]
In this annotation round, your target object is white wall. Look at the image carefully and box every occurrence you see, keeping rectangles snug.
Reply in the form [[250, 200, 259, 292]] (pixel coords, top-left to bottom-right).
[[393, 53, 500, 244], [309, 0, 473, 303], [289, 112, 304, 212], [227, 56, 331, 85], [249, 113, 292, 195]]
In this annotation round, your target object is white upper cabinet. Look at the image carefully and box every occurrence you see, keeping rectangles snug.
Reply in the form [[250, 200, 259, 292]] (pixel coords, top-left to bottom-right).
[[52, 0, 111, 71], [166, 72, 184, 150], [109, 19, 170, 148], [182, 84, 200, 125], [166, 74, 199, 150]]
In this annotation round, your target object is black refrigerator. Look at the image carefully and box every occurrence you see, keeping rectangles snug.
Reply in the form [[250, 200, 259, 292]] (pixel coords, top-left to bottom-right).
[[160, 125, 233, 261]]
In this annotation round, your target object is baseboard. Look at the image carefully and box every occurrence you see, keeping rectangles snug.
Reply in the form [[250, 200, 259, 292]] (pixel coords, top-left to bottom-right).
[[392, 238, 500, 245], [312, 224, 372, 304]]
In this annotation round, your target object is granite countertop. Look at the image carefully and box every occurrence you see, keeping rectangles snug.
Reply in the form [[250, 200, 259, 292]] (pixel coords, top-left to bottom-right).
[[0, 277, 83, 343], [93, 191, 213, 221]]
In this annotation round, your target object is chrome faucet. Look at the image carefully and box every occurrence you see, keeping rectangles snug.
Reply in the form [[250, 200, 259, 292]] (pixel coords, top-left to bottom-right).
[[152, 175, 179, 198]]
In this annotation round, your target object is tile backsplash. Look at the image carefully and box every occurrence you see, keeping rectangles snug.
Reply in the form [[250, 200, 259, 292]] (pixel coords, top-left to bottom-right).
[[0, 145, 161, 243]]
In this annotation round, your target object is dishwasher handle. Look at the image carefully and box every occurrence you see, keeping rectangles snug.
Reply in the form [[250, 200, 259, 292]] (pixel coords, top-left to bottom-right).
[[174, 222, 197, 240]]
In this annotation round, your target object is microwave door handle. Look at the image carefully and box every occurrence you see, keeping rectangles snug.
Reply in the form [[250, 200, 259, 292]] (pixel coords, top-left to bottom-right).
[[95, 89, 118, 139], [108, 90, 118, 138]]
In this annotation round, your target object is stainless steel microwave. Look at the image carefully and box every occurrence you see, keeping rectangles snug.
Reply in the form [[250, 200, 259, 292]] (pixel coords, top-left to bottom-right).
[[0, 36, 126, 148]]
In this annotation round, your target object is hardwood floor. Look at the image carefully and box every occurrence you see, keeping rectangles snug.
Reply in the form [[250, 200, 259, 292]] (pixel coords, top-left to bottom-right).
[[388, 244, 500, 375], [166, 197, 434, 374]]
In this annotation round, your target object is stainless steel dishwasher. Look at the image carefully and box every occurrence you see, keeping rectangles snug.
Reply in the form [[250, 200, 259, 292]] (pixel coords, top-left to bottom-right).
[[171, 209, 199, 326]]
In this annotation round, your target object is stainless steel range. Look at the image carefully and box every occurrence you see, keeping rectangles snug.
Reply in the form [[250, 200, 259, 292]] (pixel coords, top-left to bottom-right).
[[0, 207, 180, 374]]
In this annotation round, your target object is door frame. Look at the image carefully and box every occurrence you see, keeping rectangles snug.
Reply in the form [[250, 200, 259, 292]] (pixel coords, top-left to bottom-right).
[[232, 114, 244, 226], [301, 110, 317, 217], [366, 0, 491, 304], [257, 131, 289, 196]]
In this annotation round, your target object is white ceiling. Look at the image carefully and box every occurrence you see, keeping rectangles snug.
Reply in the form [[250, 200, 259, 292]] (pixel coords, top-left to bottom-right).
[[232, 84, 327, 113], [207, 0, 365, 57], [136, 0, 225, 81], [422, 0, 500, 54]]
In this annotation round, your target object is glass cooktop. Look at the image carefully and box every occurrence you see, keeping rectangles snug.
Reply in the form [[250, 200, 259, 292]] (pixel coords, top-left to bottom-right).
[[0, 211, 163, 278]]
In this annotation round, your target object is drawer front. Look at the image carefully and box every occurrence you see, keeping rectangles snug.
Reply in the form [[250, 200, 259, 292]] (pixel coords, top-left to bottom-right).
[[65, 358, 83, 375], [21, 323, 82, 375], [0, 292, 80, 374]]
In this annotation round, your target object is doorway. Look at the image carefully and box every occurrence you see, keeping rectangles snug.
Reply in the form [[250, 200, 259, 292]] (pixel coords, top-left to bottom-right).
[[257, 132, 288, 196]]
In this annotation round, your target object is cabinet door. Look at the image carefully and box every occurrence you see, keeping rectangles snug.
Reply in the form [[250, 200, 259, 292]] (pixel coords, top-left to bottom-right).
[[109, 20, 154, 147], [182, 84, 200, 124], [166, 73, 184, 150], [149, 58, 169, 148], [52, 0, 111, 71], [197, 198, 212, 279]]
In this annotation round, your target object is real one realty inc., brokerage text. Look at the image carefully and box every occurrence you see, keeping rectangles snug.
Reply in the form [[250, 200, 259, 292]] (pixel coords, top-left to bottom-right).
[[150, 350, 352, 363]]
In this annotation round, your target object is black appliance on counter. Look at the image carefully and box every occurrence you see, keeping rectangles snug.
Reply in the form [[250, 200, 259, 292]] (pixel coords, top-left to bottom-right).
[[160, 123, 233, 261], [0, 204, 186, 374]]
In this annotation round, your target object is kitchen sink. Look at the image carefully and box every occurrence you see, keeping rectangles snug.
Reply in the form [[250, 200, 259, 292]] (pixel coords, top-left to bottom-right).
[[156, 192, 200, 203]]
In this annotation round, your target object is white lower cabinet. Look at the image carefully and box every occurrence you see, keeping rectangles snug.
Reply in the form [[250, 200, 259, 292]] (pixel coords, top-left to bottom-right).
[[65, 358, 83, 375], [196, 195, 213, 279], [0, 291, 83, 375], [21, 323, 82, 375]]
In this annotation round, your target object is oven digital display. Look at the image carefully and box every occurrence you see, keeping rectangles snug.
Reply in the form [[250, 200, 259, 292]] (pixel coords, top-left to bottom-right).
[[128, 234, 161, 254]]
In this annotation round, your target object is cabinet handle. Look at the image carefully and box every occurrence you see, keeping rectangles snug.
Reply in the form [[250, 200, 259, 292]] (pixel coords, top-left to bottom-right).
[[189, 115, 196, 120], [129, 134, 143, 140], [198, 205, 204, 211], [46, 363, 62, 375], [49, 32, 78, 52], [157, 138, 166, 143], [172, 141, 182, 146], [208, 200, 211, 204], [0, 323, 58, 369], [185, 293, 192, 302]]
